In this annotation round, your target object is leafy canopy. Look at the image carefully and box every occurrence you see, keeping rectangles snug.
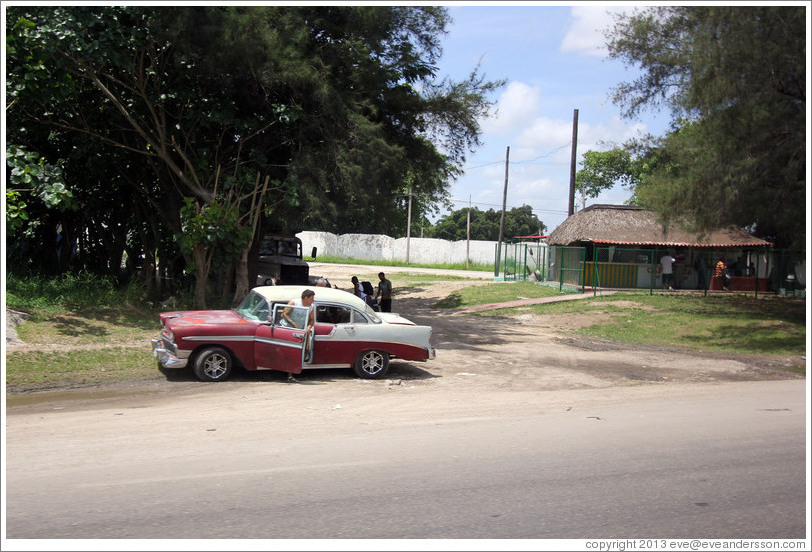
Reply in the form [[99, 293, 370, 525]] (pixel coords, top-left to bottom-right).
[[5, 5, 503, 305], [605, 6, 805, 249]]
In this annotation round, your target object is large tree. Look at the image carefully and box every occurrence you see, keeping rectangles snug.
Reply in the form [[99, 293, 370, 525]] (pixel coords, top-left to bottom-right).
[[574, 148, 637, 210], [605, 6, 806, 249], [6, 5, 501, 306]]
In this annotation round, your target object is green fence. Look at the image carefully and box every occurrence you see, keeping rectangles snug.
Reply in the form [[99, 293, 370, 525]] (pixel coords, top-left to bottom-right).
[[496, 241, 549, 282], [493, 243, 805, 297]]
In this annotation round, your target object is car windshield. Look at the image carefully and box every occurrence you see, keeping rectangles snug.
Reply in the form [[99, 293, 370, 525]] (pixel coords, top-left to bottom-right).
[[363, 303, 381, 323], [235, 290, 270, 321]]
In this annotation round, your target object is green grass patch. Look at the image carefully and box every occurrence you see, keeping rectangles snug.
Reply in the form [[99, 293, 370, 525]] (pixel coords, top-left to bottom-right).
[[479, 290, 806, 358], [6, 271, 149, 312], [435, 281, 576, 308], [15, 307, 158, 346], [308, 255, 494, 272], [6, 347, 158, 391]]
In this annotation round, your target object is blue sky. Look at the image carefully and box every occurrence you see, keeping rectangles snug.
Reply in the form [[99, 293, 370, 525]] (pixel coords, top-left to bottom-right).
[[432, 3, 674, 233]]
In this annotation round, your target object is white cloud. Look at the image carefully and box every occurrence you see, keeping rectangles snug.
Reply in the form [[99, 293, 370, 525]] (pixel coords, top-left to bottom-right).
[[514, 116, 574, 153], [561, 6, 635, 57], [482, 81, 541, 136]]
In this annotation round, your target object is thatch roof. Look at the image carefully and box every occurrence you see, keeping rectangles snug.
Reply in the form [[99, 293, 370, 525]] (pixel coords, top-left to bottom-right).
[[547, 205, 772, 248]]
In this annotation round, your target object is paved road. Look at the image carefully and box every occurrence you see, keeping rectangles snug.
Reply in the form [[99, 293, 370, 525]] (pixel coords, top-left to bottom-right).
[[5, 380, 806, 541]]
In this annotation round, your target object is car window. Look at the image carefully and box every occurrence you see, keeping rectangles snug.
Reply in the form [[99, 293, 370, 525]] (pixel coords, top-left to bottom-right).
[[362, 304, 381, 323], [316, 305, 352, 325], [236, 291, 270, 321], [351, 309, 369, 324], [274, 304, 310, 329]]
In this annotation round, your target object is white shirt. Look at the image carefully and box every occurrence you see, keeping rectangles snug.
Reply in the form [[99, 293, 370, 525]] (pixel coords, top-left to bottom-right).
[[660, 255, 675, 274], [283, 298, 314, 328]]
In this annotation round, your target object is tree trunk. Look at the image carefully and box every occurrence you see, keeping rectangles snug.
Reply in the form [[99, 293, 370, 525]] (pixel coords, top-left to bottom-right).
[[220, 261, 234, 306], [193, 246, 210, 309], [232, 248, 251, 306]]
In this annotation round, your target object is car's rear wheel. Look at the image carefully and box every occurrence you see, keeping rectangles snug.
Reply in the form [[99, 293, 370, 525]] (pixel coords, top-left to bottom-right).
[[353, 350, 390, 379], [193, 347, 233, 382]]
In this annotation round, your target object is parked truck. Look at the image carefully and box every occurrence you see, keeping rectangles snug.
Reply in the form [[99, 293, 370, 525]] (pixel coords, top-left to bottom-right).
[[254, 234, 330, 288]]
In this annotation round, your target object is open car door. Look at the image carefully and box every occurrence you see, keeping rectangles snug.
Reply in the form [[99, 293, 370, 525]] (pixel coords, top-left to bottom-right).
[[254, 304, 311, 374]]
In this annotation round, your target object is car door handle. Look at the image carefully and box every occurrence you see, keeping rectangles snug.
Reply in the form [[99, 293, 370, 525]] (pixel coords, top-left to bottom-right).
[[344, 327, 355, 335], [292, 332, 304, 340]]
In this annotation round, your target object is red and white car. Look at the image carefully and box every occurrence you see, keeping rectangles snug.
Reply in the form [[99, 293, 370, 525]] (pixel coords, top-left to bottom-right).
[[151, 285, 435, 382]]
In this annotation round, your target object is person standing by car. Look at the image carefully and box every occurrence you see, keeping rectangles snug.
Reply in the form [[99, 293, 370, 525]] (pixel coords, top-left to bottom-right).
[[281, 289, 315, 330], [281, 289, 316, 382], [351, 276, 366, 303], [376, 272, 393, 312]]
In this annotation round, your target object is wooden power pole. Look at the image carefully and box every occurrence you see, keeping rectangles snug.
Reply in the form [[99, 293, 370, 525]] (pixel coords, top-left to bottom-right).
[[406, 185, 412, 263], [568, 109, 579, 216], [466, 196, 471, 270], [496, 146, 510, 275]]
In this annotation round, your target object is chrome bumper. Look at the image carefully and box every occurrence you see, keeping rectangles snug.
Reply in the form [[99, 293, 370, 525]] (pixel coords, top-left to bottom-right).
[[151, 339, 188, 369]]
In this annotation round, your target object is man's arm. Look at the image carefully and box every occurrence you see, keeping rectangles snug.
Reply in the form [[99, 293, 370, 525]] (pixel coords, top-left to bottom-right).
[[282, 302, 298, 327]]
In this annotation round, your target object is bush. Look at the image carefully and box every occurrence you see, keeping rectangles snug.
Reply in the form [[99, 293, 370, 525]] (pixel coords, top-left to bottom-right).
[[6, 271, 144, 311]]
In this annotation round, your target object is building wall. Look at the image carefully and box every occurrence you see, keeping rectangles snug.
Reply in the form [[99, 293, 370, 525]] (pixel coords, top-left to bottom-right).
[[298, 231, 501, 266]]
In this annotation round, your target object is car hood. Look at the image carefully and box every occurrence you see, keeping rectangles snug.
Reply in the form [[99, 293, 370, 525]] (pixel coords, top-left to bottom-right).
[[159, 310, 248, 327]]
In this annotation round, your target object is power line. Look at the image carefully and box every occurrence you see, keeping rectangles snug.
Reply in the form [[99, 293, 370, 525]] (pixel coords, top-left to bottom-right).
[[461, 141, 572, 171], [512, 142, 573, 166]]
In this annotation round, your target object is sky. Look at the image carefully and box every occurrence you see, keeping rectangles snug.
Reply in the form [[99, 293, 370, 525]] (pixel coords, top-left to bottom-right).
[[431, 3, 674, 234]]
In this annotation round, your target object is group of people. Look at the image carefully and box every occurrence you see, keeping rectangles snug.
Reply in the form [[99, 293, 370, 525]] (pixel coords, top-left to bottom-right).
[[280, 272, 394, 333], [350, 272, 392, 312], [660, 251, 733, 291]]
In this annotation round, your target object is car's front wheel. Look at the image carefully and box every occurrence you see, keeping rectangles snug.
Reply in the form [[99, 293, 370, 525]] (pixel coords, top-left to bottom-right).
[[353, 350, 390, 379], [193, 347, 233, 382]]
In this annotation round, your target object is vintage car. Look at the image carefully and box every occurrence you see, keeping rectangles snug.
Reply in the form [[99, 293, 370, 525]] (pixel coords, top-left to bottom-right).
[[151, 285, 435, 382]]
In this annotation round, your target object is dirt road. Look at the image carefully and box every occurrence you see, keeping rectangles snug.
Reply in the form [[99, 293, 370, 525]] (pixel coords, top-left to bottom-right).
[[311, 263, 803, 390]]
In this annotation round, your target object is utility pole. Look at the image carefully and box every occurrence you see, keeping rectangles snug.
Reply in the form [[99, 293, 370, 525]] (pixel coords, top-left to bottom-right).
[[496, 146, 509, 276], [406, 185, 412, 263], [466, 195, 471, 270], [568, 108, 579, 216]]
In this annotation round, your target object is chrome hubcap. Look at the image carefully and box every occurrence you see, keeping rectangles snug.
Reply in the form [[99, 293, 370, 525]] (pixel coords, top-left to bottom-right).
[[204, 354, 228, 379], [361, 352, 384, 375]]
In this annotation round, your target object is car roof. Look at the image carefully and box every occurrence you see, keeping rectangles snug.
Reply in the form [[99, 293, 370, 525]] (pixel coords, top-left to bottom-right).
[[252, 285, 367, 309]]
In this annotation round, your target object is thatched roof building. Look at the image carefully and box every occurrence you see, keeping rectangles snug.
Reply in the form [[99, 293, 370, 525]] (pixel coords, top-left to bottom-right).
[[548, 205, 771, 249]]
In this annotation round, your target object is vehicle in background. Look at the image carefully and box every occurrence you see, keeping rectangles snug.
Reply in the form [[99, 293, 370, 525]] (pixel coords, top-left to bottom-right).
[[151, 285, 435, 382], [254, 234, 329, 287]]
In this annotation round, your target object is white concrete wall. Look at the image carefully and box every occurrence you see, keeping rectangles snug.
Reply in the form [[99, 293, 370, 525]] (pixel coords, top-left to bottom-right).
[[298, 231, 500, 266]]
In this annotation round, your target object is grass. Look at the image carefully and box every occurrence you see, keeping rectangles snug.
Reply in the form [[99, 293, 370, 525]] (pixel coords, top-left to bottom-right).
[[6, 272, 164, 392], [443, 286, 807, 359], [308, 255, 494, 273], [5, 269, 807, 393], [6, 348, 156, 390], [435, 280, 569, 308]]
